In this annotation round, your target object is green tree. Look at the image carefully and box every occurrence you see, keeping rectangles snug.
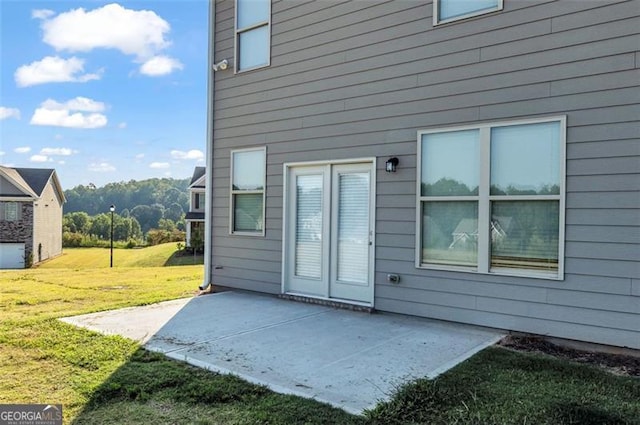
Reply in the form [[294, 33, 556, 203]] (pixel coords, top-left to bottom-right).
[[158, 218, 176, 232], [64, 212, 92, 234], [165, 202, 184, 222], [89, 214, 111, 240]]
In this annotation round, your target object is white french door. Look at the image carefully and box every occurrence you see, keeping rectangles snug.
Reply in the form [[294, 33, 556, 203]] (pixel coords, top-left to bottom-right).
[[284, 161, 375, 304]]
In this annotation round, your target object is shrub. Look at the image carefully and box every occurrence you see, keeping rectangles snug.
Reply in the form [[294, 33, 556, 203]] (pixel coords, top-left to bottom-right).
[[63, 231, 84, 247], [146, 229, 185, 246]]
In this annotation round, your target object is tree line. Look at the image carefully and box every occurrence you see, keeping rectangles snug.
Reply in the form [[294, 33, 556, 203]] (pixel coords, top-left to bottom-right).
[[62, 177, 193, 247], [64, 177, 191, 233]]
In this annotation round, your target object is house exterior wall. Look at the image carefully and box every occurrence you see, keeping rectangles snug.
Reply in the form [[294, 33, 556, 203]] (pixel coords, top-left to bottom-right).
[[32, 181, 63, 263], [0, 202, 34, 265], [209, 0, 640, 348]]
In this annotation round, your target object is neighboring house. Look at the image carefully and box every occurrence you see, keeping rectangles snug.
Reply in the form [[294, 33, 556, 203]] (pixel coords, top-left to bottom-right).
[[185, 166, 206, 250], [0, 166, 65, 268], [203, 1, 640, 349]]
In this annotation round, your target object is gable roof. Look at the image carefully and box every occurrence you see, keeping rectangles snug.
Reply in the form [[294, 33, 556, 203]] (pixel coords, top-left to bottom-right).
[[0, 166, 38, 198], [13, 168, 55, 196], [0, 165, 65, 202], [189, 166, 206, 188]]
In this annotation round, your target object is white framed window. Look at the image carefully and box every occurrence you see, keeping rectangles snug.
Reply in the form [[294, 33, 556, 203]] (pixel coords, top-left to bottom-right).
[[194, 192, 205, 210], [433, 0, 503, 26], [416, 116, 566, 279], [1, 202, 20, 221], [235, 0, 271, 72], [230, 147, 266, 235]]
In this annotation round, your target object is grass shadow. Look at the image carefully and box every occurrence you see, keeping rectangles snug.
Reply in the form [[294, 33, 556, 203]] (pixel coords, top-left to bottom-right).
[[72, 348, 364, 425], [164, 251, 204, 267]]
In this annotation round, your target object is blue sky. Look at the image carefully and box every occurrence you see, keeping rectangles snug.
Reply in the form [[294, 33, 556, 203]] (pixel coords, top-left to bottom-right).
[[0, 1, 209, 189]]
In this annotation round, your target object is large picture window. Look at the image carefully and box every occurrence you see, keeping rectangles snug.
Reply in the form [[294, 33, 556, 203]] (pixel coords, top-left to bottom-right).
[[417, 117, 565, 279], [434, 0, 503, 25], [230, 147, 266, 235], [235, 0, 271, 72]]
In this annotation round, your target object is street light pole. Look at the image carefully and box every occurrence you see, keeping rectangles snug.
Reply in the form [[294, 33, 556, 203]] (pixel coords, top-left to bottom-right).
[[109, 205, 115, 268]]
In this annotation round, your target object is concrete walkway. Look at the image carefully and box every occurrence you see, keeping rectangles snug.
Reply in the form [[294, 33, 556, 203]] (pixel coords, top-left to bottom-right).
[[61, 291, 504, 414]]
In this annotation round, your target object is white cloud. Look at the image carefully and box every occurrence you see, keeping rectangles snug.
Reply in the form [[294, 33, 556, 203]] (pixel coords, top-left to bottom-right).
[[149, 162, 170, 169], [31, 97, 107, 129], [135, 153, 145, 159], [30, 154, 51, 163], [40, 147, 76, 156], [32, 9, 55, 20], [41, 97, 105, 112], [118, 122, 127, 129], [15, 56, 101, 87], [0, 107, 21, 120], [88, 162, 116, 172], [41, 4, 172, 61], [170, 149, 204, 160], [14, 147, 31, 154], [140, 55, 183, 76]]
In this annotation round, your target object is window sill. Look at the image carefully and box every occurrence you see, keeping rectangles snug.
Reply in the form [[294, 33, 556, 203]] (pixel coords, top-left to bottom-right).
[[230, 231, 265, 237], [433, 7, 502, 26], [235, 63, 270, 74], [417, 263, 563, 281]]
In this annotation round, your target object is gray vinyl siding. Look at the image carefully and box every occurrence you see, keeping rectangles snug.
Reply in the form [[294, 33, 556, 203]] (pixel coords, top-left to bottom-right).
[[210, 0, 640, 349]]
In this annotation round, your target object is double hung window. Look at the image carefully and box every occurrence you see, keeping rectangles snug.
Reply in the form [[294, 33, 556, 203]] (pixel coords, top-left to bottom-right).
[[230, 147, 266, 235], [417, 117, 565, 279], [195, 193, 205, 210], [1, 202, 19, 221], [235, 0, 271, 71]]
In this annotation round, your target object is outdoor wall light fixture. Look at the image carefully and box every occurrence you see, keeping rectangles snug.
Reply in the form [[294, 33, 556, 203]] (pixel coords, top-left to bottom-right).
[[385, 157, 399, 173], [212, 59, 229, 72]]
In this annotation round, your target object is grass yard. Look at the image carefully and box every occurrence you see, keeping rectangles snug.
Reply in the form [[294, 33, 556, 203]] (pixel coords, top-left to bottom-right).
[[1, 246, 639, 424], [39, 243, 203, 269]]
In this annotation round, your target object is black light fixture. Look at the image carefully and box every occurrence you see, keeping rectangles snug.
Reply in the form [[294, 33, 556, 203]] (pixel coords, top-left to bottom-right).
[[109, 205, 115, 268], [385, 157, 399, 173]]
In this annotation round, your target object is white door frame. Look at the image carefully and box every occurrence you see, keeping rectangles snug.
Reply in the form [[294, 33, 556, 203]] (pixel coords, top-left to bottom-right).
[[282, 158, 377, 306]]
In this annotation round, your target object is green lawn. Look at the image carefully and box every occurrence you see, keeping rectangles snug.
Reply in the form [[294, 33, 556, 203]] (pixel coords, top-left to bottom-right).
[[39, 243, 203, 269], [1, 247, 638, 424]]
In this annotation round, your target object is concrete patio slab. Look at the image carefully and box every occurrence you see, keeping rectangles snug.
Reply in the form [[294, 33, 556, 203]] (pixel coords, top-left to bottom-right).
[[61, 291, 504, 414]]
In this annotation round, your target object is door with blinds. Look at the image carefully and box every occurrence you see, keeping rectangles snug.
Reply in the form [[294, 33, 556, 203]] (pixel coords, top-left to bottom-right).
[[285, 162, 374, 304]]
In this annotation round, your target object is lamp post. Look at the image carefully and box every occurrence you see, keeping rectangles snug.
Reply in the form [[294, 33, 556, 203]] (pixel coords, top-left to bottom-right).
[[109, 205, 115, 268]]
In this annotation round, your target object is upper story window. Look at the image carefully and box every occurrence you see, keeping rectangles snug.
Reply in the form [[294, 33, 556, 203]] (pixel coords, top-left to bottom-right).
[[230, 147, 266, 235], [235, 0, 271, 72], [1, 202, 20, 221], [194, 192, 205, 210], [434, 0, 503, 25], [417, 117, 566, 280]]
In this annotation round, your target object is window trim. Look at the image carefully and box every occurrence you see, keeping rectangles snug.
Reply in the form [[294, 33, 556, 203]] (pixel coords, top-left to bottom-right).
[[433, 0, 504, 26], [415, 116, 566, 280], [194, 191, 205, 211], [2, 202, 20, 222], [229, 146, 267, 236], [234, 0, 271, 73]]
